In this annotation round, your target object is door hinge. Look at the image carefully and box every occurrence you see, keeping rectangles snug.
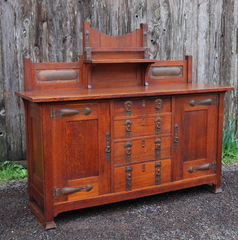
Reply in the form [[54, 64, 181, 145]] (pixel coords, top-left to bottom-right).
[[105, 132, 111, 162]]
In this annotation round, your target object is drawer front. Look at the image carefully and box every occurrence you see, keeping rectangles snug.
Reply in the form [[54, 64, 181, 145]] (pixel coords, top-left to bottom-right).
[[113, 97, 171, 117], [113, 115, 172, 139], [114, 159, 171, 192], [114, 136, 171, 165]]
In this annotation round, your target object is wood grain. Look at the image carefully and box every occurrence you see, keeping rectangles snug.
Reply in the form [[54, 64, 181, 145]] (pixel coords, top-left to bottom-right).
[[1, 0, 237, 161]]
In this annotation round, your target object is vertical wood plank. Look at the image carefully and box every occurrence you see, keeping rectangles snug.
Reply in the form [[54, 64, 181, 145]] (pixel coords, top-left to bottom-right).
[[1, 0, 25, 160], [0, 1, 8, 160], [0, 0, 237, 161]]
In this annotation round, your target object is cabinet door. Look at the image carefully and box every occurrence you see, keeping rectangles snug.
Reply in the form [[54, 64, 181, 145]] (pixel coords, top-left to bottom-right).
[[49, 102, 110, 203], [173, 94, 219, 181]]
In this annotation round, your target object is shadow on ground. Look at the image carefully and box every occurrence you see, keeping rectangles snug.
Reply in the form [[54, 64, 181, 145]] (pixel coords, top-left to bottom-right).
[[0, 163, 237, 240]]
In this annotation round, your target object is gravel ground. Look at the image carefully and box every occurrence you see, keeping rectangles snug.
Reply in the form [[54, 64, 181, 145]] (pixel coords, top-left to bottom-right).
[[0, 163, 238, 240]]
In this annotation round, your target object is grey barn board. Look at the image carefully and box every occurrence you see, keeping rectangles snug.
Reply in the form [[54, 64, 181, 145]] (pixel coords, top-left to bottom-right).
[[0, 0, 237, 161]]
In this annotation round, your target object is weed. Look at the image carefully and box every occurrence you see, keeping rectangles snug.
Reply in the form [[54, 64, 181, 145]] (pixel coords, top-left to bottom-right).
[[0, 161, 27, 182], [222, 118, 238, 164]]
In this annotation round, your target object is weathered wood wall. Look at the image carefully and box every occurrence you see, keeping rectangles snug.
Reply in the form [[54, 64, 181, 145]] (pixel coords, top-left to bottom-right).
[[0, 0, 237, 161]]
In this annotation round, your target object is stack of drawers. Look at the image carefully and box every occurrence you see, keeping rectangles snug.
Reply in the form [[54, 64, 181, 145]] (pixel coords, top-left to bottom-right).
[[112, 97, 172, 192]]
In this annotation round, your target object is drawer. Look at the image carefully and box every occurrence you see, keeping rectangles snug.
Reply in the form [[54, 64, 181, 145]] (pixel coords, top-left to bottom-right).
[[114, 159, 171, 192], [113, 115, 172, 139], [113, 136, 171, 165], [113, 97, 171, 117]]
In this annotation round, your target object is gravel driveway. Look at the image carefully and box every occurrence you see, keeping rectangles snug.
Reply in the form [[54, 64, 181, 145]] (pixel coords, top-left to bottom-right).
[[0, 163, 237, 240]]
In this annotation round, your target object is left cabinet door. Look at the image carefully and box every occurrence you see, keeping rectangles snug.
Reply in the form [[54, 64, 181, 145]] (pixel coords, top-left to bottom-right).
[[45, 101, 111, 203]]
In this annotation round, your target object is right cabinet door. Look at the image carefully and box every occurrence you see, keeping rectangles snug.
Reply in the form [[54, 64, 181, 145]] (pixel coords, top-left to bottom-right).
[[173, 94, 219, 181]]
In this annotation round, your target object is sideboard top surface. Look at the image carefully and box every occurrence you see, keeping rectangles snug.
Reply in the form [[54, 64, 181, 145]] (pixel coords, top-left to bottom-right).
[[16, 83, 233, 103]]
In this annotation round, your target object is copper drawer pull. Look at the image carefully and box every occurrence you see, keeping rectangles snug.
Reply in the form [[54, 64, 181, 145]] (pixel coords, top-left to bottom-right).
[[51, 107, 92, 118], [188, 162, 216, 173], [53, 184, 93, 198], [189, 98, 218, 107]]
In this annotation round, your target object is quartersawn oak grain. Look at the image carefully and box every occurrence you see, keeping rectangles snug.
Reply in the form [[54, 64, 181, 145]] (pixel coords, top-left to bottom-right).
[[16, 23, 234, 229]]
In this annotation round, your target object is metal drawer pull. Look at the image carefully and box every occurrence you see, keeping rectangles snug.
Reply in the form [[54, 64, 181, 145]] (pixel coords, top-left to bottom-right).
[[189, 98, 218, 107], [53, 184, 93, 198], [155, 161, 162, 185], [126, 166, 133, 191], [155, 99, 162, 113], [125, 142, 133, 163], [188, 162, 216, 173], [124, 101, 132, 116], [155, 117, 162, 134], [51, 107, 92, 118], [155, 138, 162, 159], [124, 120, 132, 138]]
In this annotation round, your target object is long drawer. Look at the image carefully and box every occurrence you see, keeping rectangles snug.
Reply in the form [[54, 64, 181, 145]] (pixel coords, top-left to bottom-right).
[[113, 97, 171, 117], [113, 115, 172, 139], [114, 159, 171, 192], [114, 136, 171, 165]]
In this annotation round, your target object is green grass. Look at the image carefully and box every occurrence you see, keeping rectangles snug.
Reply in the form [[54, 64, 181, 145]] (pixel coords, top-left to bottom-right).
[[222, 118, 238, 165], [0, 161, 28, 182]]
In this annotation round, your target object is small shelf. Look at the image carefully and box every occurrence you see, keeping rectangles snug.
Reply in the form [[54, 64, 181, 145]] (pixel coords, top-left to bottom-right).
[[84, 59, 156, 64]]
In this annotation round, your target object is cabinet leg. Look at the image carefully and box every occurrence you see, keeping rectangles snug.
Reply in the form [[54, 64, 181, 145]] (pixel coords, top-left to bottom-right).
[[28, 201, 57, 230], [202, 183, 222, 194]]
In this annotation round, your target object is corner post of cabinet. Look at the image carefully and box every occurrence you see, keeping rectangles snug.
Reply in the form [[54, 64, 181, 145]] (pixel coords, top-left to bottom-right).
[[42, 104, 56, 227], [215, 92, 225, 192], [23, 58, 34, 91], [185, 55, 193, 83], [171, 96, 183, 182]]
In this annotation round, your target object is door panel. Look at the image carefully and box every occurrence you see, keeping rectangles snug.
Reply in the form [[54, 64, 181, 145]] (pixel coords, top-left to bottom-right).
[[183, 110, 207, 161], [173, 94, 218, 181], [50, 102, 110, 203]]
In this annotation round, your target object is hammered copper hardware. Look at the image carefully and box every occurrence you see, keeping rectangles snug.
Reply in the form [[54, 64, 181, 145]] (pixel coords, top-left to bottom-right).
[[155, 117, 162, 134], [142, 164, 146, 172], [124, 120, 132, 138], [155, 99, 162, 113], [125, 166, 133, 191], [188, 162, 216, 173], [53, 184, 93, 198], [151, 67, 182, 78], [51, 107, 92, 118], [142, 99, 146, 107], [154, 161, 162, 185], [189, 98, 218, 107], [105, 132, 111, 162], [142, 118, 146, 126], [125, 101, 133, 116], [174, 124, 179, 151], [155, 138, 162, 159], [37, 70, 79, 82], [142, 139, 146, 148], [85, 29, 91, 60], [125, 142, 133, 163], [17, 21, 233, 229]]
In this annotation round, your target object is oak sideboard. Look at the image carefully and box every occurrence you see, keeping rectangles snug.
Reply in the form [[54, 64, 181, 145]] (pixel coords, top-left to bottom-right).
[[16, 22, 233, 229]]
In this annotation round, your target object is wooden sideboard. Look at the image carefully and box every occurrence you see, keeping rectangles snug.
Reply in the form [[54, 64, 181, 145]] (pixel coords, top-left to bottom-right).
[[16, 23, 233, 229]]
